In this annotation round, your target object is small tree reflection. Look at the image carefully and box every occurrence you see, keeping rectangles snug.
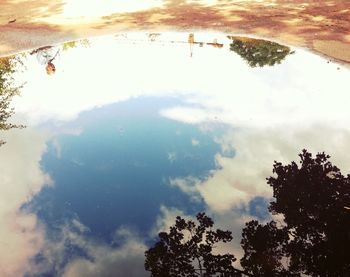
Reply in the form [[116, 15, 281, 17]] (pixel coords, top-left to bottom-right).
[[228, 36, 293, 67], [62, 39, 90, 51], [0, 55, 25, 145]]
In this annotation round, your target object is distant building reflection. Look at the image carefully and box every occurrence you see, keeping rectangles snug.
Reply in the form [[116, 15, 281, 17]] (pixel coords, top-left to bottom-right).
[[116, 33, 225, 58], [188, 33, 224, 57]]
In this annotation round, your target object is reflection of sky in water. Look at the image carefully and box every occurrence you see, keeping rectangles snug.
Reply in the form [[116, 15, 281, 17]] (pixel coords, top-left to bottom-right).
[[1, 32, 349, 277], [26, 97, 223, 241]]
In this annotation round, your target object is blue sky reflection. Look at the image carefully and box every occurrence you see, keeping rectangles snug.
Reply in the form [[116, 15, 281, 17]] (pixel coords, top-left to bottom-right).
[[26, 97, 223, 241]]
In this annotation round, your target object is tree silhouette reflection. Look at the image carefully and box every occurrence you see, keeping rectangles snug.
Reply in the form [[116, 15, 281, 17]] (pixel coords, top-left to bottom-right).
[[146, 150, 350, 276], [145, 212, 252, 277], [242, 150, 350, 276]]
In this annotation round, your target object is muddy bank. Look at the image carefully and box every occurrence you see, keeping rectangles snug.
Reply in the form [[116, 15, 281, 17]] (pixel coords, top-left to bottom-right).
[[0, 0, 349, 63]]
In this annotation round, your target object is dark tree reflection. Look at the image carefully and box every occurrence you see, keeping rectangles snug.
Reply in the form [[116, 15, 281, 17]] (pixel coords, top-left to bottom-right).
[[145, 212, 252, 277], [241, 150, 350, 276], [241, 221, 291, 277], [228, 36, 293, 67], [0, 55, 25, 145], [146, 150, 350, 276]]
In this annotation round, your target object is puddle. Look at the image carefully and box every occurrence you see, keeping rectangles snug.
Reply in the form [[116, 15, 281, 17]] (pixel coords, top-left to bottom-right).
[[0, 32, 349, 277]]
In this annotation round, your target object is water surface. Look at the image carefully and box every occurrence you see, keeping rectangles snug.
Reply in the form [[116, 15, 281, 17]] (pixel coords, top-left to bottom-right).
[[0, 32, 349, 277]]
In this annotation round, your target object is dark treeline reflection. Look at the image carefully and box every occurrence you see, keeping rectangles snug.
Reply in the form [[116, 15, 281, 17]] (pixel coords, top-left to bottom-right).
[[228, 36, 293, 68], [145, 150, 350, 276]]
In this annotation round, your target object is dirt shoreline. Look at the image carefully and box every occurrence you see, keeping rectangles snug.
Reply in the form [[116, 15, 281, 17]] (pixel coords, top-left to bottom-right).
[[0, 0, 349, 64]]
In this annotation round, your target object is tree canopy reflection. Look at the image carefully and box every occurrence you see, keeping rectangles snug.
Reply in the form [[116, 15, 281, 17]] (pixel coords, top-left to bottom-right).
[[242, 150, 350, 276], [145, 212, 251, 277], [228, 36, 293, 67], [146, 150, 350, 276]]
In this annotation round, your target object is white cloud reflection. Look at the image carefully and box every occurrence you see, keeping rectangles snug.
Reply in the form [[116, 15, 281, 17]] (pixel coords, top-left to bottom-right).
[[0, 128, 50, 277], [13, 33, 350, 130], [61, 227, 147, 277], [172, 125, 350, 213]]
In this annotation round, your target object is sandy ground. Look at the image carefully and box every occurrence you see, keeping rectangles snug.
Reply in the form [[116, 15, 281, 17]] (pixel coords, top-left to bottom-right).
[[0, 0, 349, 63]]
